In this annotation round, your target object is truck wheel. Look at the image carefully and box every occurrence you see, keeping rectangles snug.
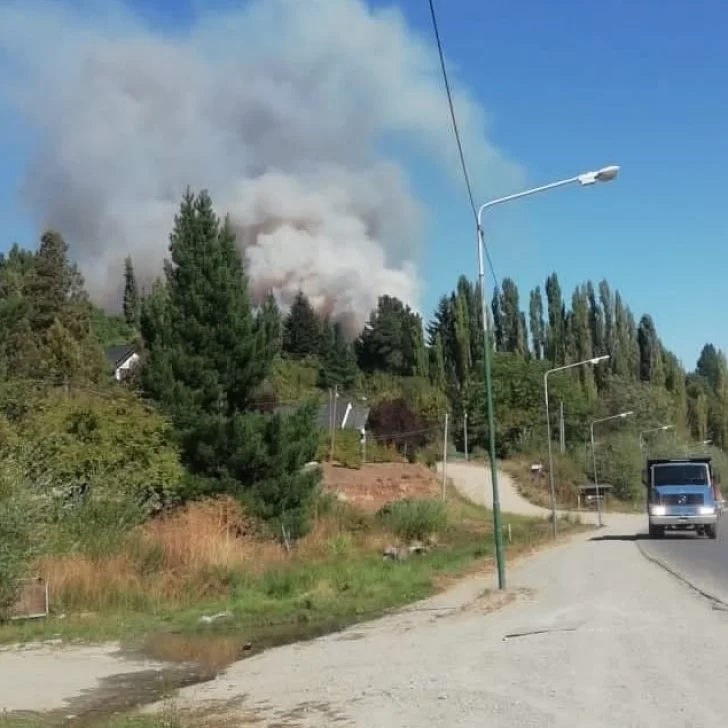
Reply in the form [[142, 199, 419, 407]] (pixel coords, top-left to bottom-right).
[[706, 524, 718, 540], [649, 524, 665, 538]]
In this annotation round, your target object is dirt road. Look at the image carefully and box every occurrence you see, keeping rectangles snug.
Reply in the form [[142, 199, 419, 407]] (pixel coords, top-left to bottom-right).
[[439, 460, 609, 525]]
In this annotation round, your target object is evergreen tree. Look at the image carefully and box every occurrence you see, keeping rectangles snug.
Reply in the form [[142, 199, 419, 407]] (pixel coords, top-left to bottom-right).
[[490, 287, 503, 352], [497, 278, 523, 355], [637, 314, 664, 385], [257, 291, 283, 360], [429, 331, 446, 388], [697, 344, 721, 389], [528, 287, 545, 360], [29, 231, 70, 330], [283, 291, 321, 358], [122, 255, 140, 329], [544, 272, 564, 364], [141, 189, 319, 533], [318, 322, 358, 391], [357, 295, 423, 377], [21, 230, 104, 382]]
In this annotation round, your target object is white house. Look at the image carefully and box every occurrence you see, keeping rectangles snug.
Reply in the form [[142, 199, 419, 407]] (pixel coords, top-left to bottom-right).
[[106, 344, 140, 381]]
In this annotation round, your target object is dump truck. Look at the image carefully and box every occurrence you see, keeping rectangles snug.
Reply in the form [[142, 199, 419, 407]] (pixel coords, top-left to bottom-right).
[[643, 456, 724, 539]]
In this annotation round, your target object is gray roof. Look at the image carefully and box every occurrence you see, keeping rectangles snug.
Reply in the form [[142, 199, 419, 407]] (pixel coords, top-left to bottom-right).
[[106, 344, 136, 368], [318, 399, 370, 431], [274, 398, 370, 431]]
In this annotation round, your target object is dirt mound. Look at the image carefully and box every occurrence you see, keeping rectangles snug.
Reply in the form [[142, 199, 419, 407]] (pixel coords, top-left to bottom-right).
[[322, 462, 441, 511]]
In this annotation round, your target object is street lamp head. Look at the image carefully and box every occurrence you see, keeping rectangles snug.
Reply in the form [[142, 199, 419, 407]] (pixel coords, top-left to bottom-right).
[[577, 165, 620, 187], [595, 165, 620, 182], [620, 410, 634, 418], [589, 355, 610, 365]]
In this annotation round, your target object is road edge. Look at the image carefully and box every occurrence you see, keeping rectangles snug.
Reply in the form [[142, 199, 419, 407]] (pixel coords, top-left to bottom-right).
[[636, 539, 728, 611]]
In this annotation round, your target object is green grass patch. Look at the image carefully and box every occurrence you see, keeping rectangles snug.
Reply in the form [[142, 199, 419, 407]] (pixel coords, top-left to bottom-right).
[[0, 495, 584, 653]]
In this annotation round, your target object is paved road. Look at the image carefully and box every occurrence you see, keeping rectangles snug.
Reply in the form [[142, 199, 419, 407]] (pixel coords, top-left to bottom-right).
[[637, 524, 728, 605], [443, 461, 728, 611]]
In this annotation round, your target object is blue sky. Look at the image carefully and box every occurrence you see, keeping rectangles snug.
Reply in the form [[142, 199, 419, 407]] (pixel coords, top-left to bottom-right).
[[0, 0, 725, 368]]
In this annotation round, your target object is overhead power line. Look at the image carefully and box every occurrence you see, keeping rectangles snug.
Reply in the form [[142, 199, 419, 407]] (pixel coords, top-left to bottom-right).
[[426, 0, 501, 291]]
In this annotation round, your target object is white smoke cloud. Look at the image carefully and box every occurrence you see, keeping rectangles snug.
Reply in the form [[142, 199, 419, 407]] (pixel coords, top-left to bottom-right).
[[0, 0, 523, 329]]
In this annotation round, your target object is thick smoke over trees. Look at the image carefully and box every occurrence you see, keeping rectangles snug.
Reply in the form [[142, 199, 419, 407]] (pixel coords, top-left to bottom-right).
[[0, 0, 522, 330]]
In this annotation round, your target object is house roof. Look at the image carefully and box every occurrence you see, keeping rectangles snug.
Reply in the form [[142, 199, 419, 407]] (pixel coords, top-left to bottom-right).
[[317, 399, 370, 431], [273, 398, 370, 431], [106, 344, 137, 368]]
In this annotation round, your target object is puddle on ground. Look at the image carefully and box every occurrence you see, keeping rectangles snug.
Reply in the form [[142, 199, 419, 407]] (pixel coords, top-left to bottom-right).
[[5, 616, 363, 726]]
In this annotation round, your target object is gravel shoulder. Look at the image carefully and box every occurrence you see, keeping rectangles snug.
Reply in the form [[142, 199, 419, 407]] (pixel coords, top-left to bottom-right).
[[149, 517, 728, 727]]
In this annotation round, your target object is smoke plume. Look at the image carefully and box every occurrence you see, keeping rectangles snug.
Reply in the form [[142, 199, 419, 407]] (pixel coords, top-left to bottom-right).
[[0, 0, 522, 329]]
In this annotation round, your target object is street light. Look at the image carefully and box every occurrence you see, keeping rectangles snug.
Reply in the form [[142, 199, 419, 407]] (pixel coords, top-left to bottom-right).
[[590, 411, 634, 528], [639, 424, 674, 456], [544, 355, 610, 536], [475, 167, 619, 588]]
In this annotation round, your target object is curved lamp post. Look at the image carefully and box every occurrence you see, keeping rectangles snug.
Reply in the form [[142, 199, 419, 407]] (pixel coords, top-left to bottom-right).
[[476, 166, 620, 583], [639, 424, 674, 457], [544, 355, 611, 536], [590, 411, 634, 527]]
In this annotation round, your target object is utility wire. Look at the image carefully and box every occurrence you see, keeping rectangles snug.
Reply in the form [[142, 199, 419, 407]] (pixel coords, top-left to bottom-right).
[[426, 0, 501, 290]]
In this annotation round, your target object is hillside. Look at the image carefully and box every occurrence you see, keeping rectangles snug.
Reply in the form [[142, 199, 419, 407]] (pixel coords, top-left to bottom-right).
[[0, 187, 725, 620]]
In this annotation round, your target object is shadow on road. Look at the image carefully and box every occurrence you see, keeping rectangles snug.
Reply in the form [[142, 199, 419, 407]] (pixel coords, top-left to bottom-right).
[[590, 532, 698, 542]]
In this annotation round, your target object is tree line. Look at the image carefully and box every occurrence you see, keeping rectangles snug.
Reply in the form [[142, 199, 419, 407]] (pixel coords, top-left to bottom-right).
[[2, 186, 726, 533]]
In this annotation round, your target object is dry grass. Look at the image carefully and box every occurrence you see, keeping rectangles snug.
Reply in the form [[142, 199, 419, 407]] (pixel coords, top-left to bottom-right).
[[34, 497, 388, 614]]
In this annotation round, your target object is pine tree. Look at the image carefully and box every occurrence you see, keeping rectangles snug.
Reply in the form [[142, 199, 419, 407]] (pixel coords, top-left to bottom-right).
[[23, 230, 104, 382], [283, 291, 321, 358], [430, 331, 446, 388], [257, 291, 283, 360], [697, 344, 721, 389], [357, 295, 423, 377], [122, 255, 140, 329], [29, 230, 71, 333], [141, 189, 320, 533], [318, 322, 358, 390]]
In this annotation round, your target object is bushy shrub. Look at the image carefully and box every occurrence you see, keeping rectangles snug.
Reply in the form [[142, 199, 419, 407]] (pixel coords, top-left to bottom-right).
[[377, 498, 448, 541], [368, 398, 429, 458], [0, 461, 48, 617]]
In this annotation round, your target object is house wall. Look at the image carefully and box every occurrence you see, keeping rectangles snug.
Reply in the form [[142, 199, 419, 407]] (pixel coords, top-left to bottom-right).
[[114, 352, 140, 381]]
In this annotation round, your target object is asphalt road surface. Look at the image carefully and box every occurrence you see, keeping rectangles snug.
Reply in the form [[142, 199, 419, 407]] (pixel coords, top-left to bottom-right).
[[637, 521, 728, 605]]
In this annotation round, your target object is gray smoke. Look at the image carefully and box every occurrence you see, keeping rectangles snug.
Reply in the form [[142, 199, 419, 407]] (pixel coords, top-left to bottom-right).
[[0, 0, 522, 329]]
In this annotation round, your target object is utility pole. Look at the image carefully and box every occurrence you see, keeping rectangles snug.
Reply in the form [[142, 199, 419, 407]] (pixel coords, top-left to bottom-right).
[[442, 412, 449, 500], [464, 410, 469, 461], [328, 388, 333, 461], [329, 385, 338, 462], [559, 401, 565, 455]]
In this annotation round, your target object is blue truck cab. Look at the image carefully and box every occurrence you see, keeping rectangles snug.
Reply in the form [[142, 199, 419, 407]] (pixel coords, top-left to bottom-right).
[[643, 456, 723, 539]]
